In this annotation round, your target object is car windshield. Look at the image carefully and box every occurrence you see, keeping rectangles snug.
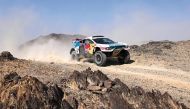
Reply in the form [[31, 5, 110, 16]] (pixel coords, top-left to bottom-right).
[[93, 38, 115, 44]]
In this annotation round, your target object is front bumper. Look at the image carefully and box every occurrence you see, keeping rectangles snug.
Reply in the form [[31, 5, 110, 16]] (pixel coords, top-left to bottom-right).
[[103, 48, 130, 57]]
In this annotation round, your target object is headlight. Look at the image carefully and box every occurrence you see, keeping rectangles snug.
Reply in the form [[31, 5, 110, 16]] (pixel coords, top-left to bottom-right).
[[105, 47, 112, 50], [101, 47, 112, 50]]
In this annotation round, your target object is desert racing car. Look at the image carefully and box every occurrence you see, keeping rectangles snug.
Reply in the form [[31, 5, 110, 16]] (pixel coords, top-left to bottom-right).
[[70, 36, 130, 66]]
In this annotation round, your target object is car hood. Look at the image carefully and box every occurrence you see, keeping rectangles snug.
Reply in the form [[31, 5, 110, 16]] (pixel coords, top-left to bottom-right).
[[96, 42, 127, 48]]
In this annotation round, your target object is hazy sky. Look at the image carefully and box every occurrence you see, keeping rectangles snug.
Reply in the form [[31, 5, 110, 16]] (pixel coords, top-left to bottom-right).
[[0, 0, 190, 44]]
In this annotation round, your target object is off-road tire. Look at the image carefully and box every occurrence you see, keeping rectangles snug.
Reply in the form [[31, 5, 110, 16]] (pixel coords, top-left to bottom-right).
[[71, 50, 80, 61], [118, 51, 130, 64], [94, 51, 107, 66]]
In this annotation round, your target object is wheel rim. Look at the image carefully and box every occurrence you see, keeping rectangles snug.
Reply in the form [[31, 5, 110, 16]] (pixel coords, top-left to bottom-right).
[[71, 54, 75, 60], [96, 54, 102, 63]]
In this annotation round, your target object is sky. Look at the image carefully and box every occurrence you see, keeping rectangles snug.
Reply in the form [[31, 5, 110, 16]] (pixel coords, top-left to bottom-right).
[[0, 0, 190, 45]]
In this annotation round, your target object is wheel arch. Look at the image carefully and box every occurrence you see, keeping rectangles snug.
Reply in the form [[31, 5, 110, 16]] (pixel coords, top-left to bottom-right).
[[119, 49, 130, 56], [93, 47, 101, 54], [70, 48, 75, 54]]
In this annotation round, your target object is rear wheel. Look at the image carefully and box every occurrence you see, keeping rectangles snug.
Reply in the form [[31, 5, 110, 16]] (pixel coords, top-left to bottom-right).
[[118, 51, 130, 64], [71, 50, 80, 61], [94, 51, 107, 66]]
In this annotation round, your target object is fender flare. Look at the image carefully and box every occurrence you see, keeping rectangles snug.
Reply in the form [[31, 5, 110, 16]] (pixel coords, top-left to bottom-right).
[[70, 48, 75, 54], [93, 47, 101, 54]]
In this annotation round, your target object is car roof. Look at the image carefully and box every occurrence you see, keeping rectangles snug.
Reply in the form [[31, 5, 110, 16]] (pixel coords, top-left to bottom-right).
[[86, 36, 105, 40]]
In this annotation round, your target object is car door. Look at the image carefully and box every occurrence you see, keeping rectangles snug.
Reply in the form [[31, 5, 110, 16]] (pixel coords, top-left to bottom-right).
[[84, 39, 95, 54]]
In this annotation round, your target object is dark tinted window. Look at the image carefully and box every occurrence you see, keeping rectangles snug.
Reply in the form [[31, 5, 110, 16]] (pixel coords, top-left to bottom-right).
[[93, 38, 115, 44], [85, 39, 94, 44]]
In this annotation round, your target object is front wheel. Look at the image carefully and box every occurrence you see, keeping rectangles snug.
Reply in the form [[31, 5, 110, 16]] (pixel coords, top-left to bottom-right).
[[94, 51, 107, 66]]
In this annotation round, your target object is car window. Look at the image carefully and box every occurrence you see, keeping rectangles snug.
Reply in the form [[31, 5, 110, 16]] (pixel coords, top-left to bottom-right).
[[85, 39, 94, 44], [93, 38, 115, 44]]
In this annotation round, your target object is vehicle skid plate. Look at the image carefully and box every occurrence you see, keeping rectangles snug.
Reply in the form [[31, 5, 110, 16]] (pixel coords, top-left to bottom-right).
[[112, 49, 122, 57]]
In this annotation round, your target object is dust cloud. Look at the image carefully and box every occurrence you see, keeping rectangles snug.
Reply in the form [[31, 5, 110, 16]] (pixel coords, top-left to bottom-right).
[[0, 8, 37, 56], [0, 8, 73, 63], [19, 37, 73, 63]]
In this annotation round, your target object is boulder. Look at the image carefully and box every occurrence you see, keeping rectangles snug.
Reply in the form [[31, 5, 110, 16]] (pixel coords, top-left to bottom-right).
[[0, 73, 67, 109], [87, 85, 102, 91], [0, 51, 15, 61]]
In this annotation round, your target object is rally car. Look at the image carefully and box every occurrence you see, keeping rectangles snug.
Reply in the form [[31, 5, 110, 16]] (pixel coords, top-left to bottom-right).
[[70, 36, 130, 66]]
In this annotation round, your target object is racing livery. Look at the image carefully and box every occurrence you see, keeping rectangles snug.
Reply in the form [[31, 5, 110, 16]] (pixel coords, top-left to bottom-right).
[[70, 36, 130, 66]]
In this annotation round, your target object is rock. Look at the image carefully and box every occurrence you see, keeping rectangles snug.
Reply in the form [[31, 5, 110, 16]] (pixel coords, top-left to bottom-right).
[[78, 102, 86, 109], [0, 51, 15, 61], [84, 68, 110, 85], [67, 68, 111, 91], [98, 81, 104, 87], [67, 70, 88, 90], [103, 80, 112, 88], [47, 84, 64, 104], [102, 88, 108, 92], [87, 77, 98, 86], [107, 92, 133, 109], [131, 86, 145, 96], [0, 73, 66, 109], [112, 78, 130, 93], [64, 94, 78, 109], [62, 100, 73, 109], [3, 72, 21, 84], [87, 85, 102, 91]]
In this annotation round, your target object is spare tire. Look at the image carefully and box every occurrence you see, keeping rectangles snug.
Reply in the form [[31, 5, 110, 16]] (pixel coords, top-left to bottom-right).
[[94, 51, 107, 66]]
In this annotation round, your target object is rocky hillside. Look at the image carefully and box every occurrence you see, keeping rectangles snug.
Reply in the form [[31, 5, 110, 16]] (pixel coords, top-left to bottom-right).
[[130, 40, 190, 71], [19, 33, 86, 49]]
